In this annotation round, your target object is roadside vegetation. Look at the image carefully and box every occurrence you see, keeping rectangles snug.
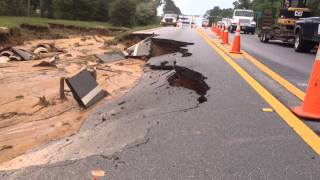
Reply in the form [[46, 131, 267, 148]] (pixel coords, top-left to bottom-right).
[[205, 0, 320, 24], [0, 0, 163, 27]]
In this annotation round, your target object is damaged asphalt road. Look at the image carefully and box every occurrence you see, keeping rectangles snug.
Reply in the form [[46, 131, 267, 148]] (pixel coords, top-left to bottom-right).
[[2, 27, 320, 180]]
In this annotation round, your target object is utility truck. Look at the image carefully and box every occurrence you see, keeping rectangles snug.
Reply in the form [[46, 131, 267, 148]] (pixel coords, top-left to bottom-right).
[[230, 9, 256, 34]]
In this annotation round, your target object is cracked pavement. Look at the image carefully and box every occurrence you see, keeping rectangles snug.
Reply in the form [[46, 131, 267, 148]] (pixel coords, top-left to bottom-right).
[[1, 27, 320, 180]]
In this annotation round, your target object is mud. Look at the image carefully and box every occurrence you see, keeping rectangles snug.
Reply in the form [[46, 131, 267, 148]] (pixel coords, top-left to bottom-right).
[[0, 34, 145, 164]]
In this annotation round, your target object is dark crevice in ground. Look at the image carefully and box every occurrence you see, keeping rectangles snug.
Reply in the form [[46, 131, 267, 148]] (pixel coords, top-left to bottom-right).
[[168, 65, 210, 104], [151, 38, 194, 57], [140, 36, 210, 104]]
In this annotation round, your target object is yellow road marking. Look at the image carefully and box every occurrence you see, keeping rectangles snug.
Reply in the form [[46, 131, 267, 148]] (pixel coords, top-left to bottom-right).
[[197, 29, 320, 155], [242, 51, 305, 100], [206, 31, 305, 101]]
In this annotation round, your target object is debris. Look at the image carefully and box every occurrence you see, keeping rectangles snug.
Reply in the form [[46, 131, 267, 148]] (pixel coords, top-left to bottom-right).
[[118, 101, 126, 106], [33, 61, 57, 68], [91, 169, 105, 180], [60, 77, 67, 100], [34, 47, 49, 54], [12, 47, 33, 61], [9, 55, 22, 61], [66, 69, 108, 108], [124, 36, 152, 58], [0, 145, 13, 152], [262, 108, 274, 113], [95, 51, 125, 63], [36, 43, 52, 51], [33, 96, 50, 107], [0, 56, 10, 64], [49, 56, 59, 64], [0, 51, 14, 57], [0, 27, 9, 34]]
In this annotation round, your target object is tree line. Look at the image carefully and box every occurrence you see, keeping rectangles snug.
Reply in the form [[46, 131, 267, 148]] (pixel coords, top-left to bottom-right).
[[0, 0, 182, 27], [205, 0, 320, 24]]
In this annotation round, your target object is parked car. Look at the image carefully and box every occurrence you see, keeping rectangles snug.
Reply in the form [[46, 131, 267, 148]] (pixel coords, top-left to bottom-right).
[[230, 9, 256, 34], [294, 17, 320, 52], [161, 14, 178, 27]]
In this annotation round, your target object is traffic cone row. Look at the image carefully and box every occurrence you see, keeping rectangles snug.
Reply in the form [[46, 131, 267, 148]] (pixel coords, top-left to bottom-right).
[[292, 46, 320, 120], [221, 25, 229, 45], [211, 22, 241, 53], [230, 21, 242, 54]]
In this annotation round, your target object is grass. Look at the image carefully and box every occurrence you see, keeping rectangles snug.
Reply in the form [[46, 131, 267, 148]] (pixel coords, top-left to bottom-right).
[[0, 16, 118, 29], [0, 16, 160, 31], [0, 16, 161, 44]]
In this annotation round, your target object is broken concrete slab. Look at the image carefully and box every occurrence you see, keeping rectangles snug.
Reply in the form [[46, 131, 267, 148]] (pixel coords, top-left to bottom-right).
[[95, 51, 125, 64], [125, 37, 152, 58], [12, 48, 33, 61], [66, 69, 108, 108]]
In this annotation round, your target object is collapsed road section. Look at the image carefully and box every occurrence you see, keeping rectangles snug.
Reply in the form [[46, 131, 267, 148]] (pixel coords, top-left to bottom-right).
[[127, 33, 210, 104]]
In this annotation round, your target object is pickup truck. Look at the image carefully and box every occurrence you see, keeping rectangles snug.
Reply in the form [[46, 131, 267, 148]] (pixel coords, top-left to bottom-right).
[[294, 17, 320, 52]]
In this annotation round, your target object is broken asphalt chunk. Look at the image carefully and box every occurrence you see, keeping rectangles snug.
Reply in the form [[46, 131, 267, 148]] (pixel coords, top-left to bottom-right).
[[95, 51, 125, 63], [125, 37, 152, 58], [66, 69, 108, 108], [12, 47, 33, 61]]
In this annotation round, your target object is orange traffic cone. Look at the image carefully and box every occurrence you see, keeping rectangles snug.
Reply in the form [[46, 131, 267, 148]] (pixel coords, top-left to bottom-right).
[[221, 25, 229, 45], [230, 22, 242, 54], [216, 25, 221, 37], [219, 26, 224, 40], [292, 47, 320, 120]]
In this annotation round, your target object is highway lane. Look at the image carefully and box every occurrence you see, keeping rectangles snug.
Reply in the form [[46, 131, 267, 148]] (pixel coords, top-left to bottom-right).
[[1, 27, 320, 180], [230, 33, 317, 90]]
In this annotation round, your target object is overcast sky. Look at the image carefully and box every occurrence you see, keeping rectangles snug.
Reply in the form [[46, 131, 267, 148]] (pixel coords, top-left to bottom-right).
[[158, 0, 235, 16]]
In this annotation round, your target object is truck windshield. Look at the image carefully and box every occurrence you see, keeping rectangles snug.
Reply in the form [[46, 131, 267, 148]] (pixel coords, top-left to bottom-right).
[[235, 11, 253, 17], [164, 14, 177, 18]]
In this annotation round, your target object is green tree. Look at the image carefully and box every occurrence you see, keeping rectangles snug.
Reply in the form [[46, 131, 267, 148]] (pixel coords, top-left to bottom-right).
[[109, 0, 136, 27], [163, 0, 181, 14], [135, 1, 158, 25], [233, 0, 252, 9], [204, 6, 233, 24], [308, 0, 320, 16]]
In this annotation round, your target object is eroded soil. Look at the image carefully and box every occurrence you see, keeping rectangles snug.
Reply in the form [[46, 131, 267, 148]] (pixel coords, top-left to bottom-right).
[[0, 35, 145, 164]]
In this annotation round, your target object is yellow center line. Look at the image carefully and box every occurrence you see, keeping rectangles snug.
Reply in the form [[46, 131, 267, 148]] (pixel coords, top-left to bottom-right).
[[204, 30, 306, 101], [196, 29, 320, 155]]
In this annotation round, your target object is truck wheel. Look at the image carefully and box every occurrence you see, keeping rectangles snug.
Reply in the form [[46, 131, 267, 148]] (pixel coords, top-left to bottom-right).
[[260, 32, 269, 43], [294, 31, 314, 53]]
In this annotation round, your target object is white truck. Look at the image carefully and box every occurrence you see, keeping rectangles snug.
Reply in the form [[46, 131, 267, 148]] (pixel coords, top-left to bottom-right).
[[230, 9, 256, 34], [161, 14, 178, 27]]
